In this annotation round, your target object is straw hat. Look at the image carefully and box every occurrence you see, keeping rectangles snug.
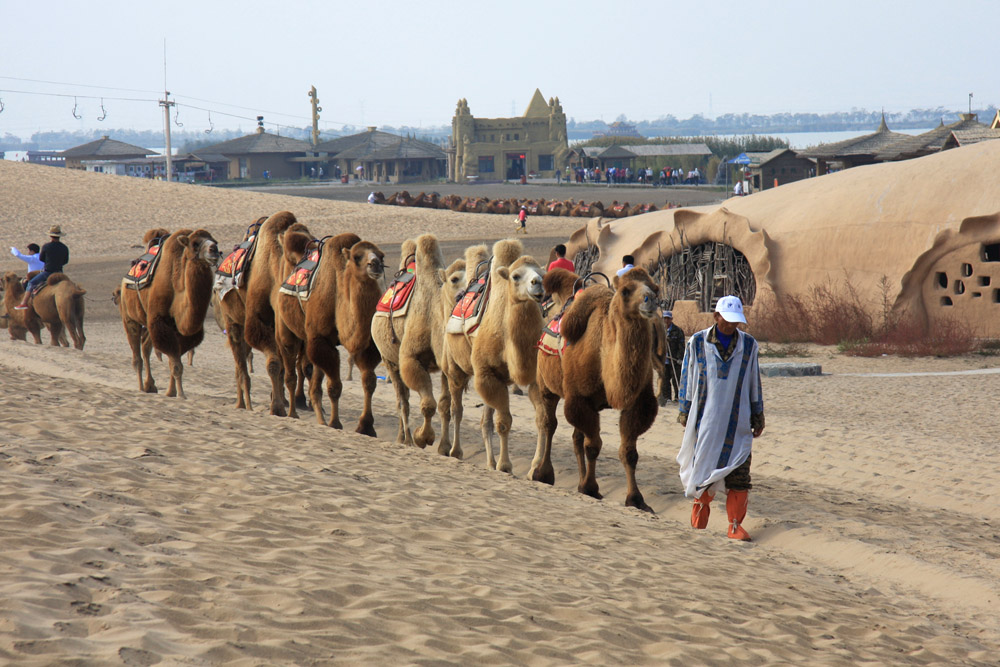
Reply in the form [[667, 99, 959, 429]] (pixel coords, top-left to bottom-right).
[[48, 225, 64, 238]]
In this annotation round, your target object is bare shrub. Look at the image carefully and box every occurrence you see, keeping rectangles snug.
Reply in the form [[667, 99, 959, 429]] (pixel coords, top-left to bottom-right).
[[809, 280, 873, 346], [748, 292, 813, 343], [847, 315, 979, 358]]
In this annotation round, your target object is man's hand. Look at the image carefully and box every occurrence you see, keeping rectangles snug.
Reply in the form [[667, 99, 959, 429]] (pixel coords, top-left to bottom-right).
[[751, 413, 765, 438]]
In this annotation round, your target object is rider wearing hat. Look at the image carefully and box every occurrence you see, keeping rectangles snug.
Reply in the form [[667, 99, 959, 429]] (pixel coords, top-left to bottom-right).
[[15, 225, 69, 310]]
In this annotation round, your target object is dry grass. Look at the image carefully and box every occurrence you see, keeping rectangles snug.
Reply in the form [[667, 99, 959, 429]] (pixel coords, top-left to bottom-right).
[[750, 276, 981, 358]]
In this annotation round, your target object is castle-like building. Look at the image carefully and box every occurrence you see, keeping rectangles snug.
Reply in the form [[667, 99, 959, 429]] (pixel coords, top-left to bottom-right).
[[450, 89, 569, 182]]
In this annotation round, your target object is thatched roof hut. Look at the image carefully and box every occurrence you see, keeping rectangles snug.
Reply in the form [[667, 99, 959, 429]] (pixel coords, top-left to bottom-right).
[[875, 114, 987, 161], [799, 114, 907, 173]]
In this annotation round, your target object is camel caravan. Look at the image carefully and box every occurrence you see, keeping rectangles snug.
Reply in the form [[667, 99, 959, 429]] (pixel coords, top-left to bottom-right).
[[112, 210, 669, 512], [370, 190, 663, 219]]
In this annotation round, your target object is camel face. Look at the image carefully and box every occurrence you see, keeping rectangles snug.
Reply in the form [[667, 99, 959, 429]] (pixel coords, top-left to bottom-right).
[[619, 281, 658, 319], [508, 262, 544, 303], [190, 233, 222, 267], [350, 244, 385, 281]]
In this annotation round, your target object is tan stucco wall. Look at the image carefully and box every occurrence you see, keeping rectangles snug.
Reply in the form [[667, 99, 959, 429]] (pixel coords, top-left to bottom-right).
[[570, 140, 1000, 337]]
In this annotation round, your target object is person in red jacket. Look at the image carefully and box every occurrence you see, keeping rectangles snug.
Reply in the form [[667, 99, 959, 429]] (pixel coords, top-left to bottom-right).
[[547, 244, 574, 273]]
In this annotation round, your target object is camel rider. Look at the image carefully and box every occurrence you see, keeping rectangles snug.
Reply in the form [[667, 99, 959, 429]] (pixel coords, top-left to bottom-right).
[[676, 295, 764, 541], [11, 243, 43, 274], [15, 226, 69, 310]]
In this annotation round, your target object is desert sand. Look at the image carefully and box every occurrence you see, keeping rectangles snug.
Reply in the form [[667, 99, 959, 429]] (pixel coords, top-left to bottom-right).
[[1, 160, 998, 665]]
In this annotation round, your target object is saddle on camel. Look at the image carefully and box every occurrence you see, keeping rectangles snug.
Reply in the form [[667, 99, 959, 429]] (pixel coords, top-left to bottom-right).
[[445, 256, 492, 337], [215, 217, 265, 298], [373, 251, 418, 341]]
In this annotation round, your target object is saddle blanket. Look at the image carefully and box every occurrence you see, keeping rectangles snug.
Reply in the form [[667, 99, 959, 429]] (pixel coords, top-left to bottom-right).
[[279, 246, 321, 300], [537, 307, 569, 357], [374, 261, 417, 318], [446, 259, 491, 336], [216, 223, 261, 289], [123, 238, 165, 291]]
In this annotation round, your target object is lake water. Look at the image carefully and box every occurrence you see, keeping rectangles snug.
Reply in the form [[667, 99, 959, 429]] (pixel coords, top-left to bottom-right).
[[714, 128, 934, 149]]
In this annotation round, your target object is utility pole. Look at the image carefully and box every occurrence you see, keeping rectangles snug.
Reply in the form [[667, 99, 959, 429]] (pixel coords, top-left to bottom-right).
[[160, 91, 174, 181], [308, 86, 322, 146]]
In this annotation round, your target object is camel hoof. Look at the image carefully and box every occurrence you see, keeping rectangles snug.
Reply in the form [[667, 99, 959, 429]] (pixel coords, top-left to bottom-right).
[[658, 396, 668, 407], [579, 484, 603, 500], [497, 461, 513, 474], [414, 430, 435, 449], [627, 496, 654, 513], [530, 467, 555, 486], [329, 419, 343, 429], [449, 447, 463, 460], [295, 394, 310, 410], [356, 424, 377, 438]]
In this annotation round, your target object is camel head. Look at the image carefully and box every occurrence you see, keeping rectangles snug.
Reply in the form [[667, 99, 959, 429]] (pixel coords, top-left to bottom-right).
[[343, 241, 385, 281], [498, 256, 544, 303], [281, 229, 315, 266], [2, 271, 19, 292], [180, 229, 222, 267], [615, 268, 659, 320], [542, 267, 580, 309]]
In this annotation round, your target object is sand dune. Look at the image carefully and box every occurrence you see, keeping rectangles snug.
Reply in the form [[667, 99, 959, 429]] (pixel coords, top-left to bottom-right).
[[0, 161, 998, 664]]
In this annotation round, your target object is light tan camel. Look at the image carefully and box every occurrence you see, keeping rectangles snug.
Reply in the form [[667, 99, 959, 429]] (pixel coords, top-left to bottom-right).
[[561, 268, 660, 511], [2, 272, 85, 348], [120, 229, 221, 397], [372, 234, 465, 454], [117, 228, 169, 391], [442, 239, 545, 473], [243, 211, 309, 416], [276, 231, 385, 434]]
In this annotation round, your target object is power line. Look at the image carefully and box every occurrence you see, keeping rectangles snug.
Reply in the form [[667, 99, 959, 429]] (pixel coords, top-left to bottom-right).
[[0, 75, 160, 95]]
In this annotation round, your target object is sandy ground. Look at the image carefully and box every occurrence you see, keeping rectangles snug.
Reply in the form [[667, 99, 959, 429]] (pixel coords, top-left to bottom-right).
[[1, 160, 998, 664]]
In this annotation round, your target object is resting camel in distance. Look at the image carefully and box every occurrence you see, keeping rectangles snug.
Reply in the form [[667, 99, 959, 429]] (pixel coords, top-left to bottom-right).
[[531, 267, 582, 485], [120, 228, 220, 397], [276, 231, 385, 434], [244, 211, 309, 416], [3, 271, 85, 349], [372, 234, 465, 454], [560, 267, 660, 511], [569, 201, 605, 217], [443, 239, 545, 473]]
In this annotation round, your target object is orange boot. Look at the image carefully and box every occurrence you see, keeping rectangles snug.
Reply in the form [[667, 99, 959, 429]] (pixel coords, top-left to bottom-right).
[[690, 492, 714, 529], [726, 490, 751, 541]]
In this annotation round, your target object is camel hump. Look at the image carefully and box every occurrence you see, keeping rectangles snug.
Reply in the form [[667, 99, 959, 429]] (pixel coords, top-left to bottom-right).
[[561, 285, 612, 344], [492, 239, 523, 268], [143, 228, 170, 245], [415, 234, 442, 267], [46, 272, 69, 286], [543, 268, 580, 300]]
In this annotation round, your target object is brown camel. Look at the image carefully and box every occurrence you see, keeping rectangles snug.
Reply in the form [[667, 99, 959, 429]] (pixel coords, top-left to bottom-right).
[[531, 267, 582, 485], [3, 272, 85, 348], [120, 228, 220, 397], [606, 201, 631, 219], [560, 267, 660, 511], [569, 201, 605, 217], [630, 202, 658, 216], [276, 231, 385, 434], [244, 211, 309, 416], [213, 218, 269, 410], [372, 234, 465, 454], [442, 239, 545, 473]]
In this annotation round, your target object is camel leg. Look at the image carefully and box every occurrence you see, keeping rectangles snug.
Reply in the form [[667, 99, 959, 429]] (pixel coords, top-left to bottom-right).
[[384, 360, 413, 445], [445, 369, 467, 460], [165, 353, 185, 398], [436, 376, 454, 457], [618, 388, 657, 513], [479, 405, 497, 470], [399, 356, 435, 448], [227, 324, 251, 410], [140, 330, 157, 393], [308, 365, 327, 425], [529, 385, 558, 485], [47, 321, 64, 347], [307, 335, 342, 428], [279, 343, 301, 420], [475, 370, 512, 473], [564, 395, 603, 500], [124, 321, 152, 393], [187, 349, 195, 366], [264, 352, 286, 417], [354, 348, 379, 437]]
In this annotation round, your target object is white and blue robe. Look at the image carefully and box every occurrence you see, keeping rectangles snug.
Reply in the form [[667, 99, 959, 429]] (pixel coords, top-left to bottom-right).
[[676, 327, 763, 498]]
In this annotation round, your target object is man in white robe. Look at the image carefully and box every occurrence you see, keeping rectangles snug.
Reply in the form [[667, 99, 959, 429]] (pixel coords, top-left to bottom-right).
[[676, 295, 764, 541]]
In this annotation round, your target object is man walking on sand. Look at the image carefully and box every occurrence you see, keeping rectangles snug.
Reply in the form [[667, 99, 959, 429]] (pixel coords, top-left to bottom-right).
[[676, 295, 764, 541]]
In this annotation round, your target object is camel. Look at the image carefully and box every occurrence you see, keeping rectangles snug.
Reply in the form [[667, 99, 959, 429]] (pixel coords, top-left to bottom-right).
[[244, 211, 310, 416], [213, 218, 269, 410], [120, 228, 220, 397], [3, 271, 86, 349], [605, 201, 631, 219], [570, 201, 605, 217], [461, 197, 490, 214], [560, 268, 660, 511], [442, 239, 545, 473], [440, 194, 463, 211], [531, 267, 582, 485], [370, 192, 386, 204], [630, 202, 658, 216], [372, 234, 466, 454], [276, 231, 385, 434]]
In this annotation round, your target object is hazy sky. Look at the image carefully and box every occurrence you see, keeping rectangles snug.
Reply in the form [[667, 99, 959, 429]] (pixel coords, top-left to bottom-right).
[[1, 0, 997, 139]]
